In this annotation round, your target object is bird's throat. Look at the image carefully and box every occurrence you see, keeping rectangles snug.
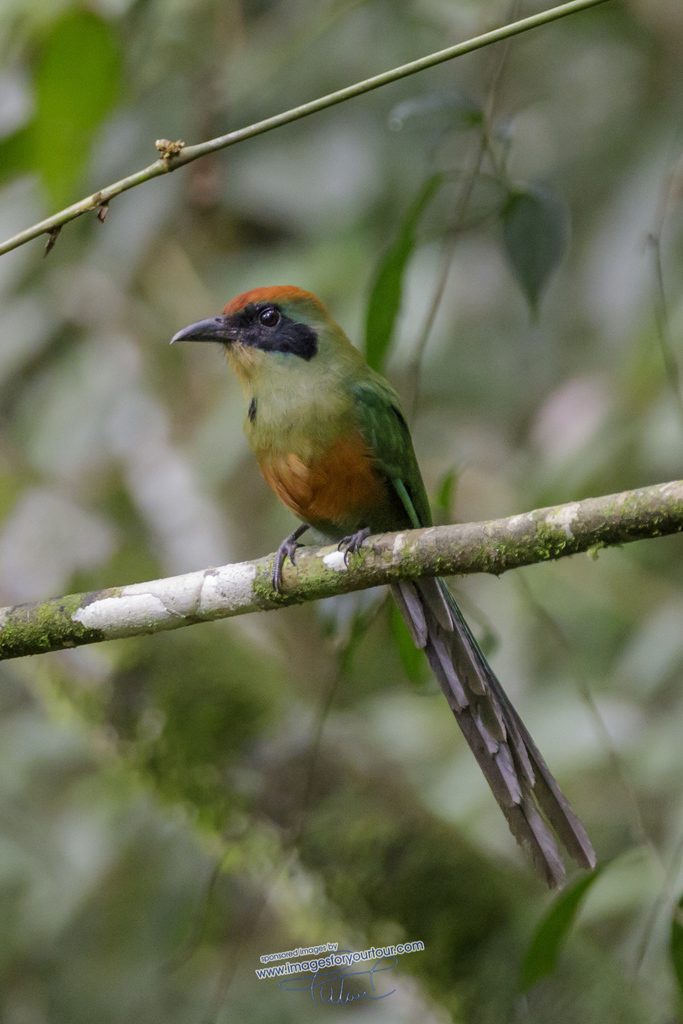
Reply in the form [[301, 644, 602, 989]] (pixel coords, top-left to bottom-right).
[[225, 343, 266, 388]]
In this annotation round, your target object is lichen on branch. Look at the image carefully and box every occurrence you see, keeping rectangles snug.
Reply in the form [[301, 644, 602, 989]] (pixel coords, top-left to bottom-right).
[[0, 478, 681, 661]]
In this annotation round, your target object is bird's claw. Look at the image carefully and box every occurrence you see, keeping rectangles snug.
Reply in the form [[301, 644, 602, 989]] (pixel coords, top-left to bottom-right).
[[273, 538, 299, 593], [272, 525, 308, 593], [338, 527, 371, 566]]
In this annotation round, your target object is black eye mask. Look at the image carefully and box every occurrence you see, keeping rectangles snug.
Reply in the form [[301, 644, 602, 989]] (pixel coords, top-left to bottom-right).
[[229, 303, 318, 361]]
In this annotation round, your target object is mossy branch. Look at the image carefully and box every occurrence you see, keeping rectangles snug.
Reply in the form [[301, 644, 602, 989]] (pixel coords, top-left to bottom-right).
[[0, 0, 611, 257], [1, 478, 681, 661]]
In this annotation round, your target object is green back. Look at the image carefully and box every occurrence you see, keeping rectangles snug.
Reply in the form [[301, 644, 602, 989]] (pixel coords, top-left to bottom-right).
[[352, 375, 433, 532]]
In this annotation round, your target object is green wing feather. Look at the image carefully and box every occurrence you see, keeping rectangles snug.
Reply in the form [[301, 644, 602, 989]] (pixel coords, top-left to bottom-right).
[[351, 377, 432, 530]]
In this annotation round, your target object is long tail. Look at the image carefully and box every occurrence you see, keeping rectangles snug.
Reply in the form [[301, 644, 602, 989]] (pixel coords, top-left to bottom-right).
[[392, 578, 596, 887]]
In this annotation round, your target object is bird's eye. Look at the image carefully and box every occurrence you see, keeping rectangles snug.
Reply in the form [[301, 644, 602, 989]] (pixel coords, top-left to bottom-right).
[[259, 307, 280, 327]]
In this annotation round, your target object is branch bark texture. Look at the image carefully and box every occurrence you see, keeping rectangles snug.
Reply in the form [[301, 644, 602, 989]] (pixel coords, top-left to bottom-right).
[[1, 479, 681, 661], [0, 0, 611, 257]]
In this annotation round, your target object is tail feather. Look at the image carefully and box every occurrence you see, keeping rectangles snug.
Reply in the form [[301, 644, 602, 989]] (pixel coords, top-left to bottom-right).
[[493, 690, 596, 870], [516, 797, 568, 884], [431, 634, 468, 709], [472, 709, 501, 756], [392, 580, 428, 647], [392, 578, 596, 887]]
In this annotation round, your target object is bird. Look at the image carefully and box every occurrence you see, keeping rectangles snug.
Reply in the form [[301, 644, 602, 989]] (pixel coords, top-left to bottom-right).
[[172, 285, 596, 887]]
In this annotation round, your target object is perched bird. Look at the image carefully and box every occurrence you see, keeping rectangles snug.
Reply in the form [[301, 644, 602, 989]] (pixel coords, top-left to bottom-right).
[[172, 286, 595, 886]]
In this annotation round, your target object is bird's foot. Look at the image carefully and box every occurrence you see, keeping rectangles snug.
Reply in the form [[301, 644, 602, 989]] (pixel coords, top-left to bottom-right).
[[272, 525, 309, 593], [338, 527, 371, 566]]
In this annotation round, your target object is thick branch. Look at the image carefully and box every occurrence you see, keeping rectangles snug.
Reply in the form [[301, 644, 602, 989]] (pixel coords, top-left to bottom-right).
[[0, 0, 611, 257], [1, 479, 681, 661]]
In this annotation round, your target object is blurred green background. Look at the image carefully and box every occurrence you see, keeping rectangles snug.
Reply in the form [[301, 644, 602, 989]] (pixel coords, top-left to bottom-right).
[[0, 0, 682, 1020]]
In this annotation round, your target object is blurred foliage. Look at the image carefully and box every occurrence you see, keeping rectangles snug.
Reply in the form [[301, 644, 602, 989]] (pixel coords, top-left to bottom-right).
[[0, 0, 681, 1021], [0, 11, 121, 201], [671, 892, 683, 1008], [502, 186, 570, 317], [365, 171, 443, 371], [389, 599, 430, 685], [521, 864, 604, 991], [34, 11, 121, 205]]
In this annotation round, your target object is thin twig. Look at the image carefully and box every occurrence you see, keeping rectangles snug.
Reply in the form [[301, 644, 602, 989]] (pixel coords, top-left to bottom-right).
[[407, 135, 486, 422], [646, 151, 683, 429], [516, 572, 683, 978], [632, 831, 683, 977], [165, 857, 225, 972], [292, 595, 388, 847], [408, 1, 518, 419], [0, 0, 612, 258], [515, 573, 648, 847], [43, 226, 61, 258]]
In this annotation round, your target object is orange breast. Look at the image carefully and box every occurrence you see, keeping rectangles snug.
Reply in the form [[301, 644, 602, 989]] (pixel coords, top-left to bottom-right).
[[258, 433, 387, 531]]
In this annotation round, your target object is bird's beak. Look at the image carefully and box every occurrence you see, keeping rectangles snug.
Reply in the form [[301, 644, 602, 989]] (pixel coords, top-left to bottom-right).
[[170, 316, 238, 345]]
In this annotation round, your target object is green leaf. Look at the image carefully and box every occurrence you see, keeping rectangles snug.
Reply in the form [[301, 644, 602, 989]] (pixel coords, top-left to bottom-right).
[[521, 865, 603, 991], [34, 11, 121, 205], [365, 173, 442, 372], [670, 895, 683, 998], [502, 185, 570, 317], [433, 468, 457, 522], [390, 602, 428, 685], [0, 125, 34, 185], [388, 91, 483, 132]]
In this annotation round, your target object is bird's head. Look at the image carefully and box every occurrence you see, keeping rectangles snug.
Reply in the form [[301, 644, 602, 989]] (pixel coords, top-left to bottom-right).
[[171, 286, 355, 388]]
